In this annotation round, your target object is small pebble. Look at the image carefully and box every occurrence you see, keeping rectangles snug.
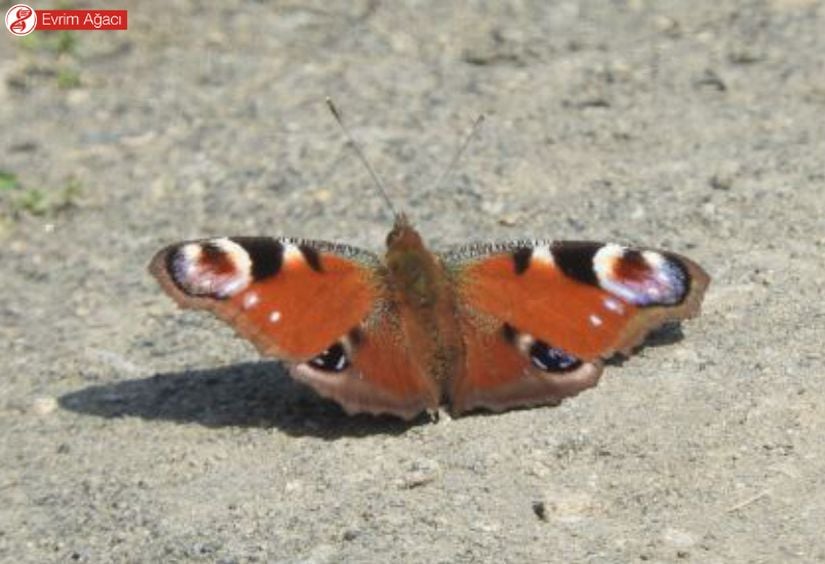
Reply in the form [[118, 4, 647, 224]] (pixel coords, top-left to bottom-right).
[[532, 501, 548, 521], [31, 396, 58, 416], [662, 527, 697, 549]]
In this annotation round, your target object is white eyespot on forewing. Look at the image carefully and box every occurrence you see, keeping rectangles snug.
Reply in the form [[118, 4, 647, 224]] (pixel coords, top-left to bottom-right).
[[594, 245, 687, 306], [170, 238, 253, 299], [589, 314, 603, 327], [269, 310, 282, 323]]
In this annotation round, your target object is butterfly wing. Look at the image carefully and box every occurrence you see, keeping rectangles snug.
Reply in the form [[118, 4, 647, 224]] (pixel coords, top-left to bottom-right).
[[441, 241, 710, 414], [450, 313, 605, 415], [149, 237, 438, 419]]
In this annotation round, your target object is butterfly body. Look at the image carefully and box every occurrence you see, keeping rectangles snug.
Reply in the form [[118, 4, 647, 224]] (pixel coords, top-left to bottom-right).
[[383, 215, 465, 399], [150, 214, 709, 420]]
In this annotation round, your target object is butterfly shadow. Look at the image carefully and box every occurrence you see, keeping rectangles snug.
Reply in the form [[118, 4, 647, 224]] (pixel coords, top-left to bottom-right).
[[58, 361, 424, 439], [60, 324, 688, 436], [605, 322, 686, 366]]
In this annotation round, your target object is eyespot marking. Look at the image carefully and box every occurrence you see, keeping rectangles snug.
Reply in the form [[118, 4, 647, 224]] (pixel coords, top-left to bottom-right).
[[594, 245, 688, 306], [589, 314, 603, 327], [308, 342, 350, 373], [168, 238, 252, 299], [529, 340, 582, 372], [269, 311, 282, 323], [502, 324, 582, 373]]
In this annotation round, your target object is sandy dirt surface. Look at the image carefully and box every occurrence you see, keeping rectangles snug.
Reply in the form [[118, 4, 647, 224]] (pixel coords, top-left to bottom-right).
[[2, 1, 824, 562]]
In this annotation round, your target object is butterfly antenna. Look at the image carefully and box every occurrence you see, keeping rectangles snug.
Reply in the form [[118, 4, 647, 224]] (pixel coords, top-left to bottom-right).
[[431, 114, 485, 194], [326, 97, 398, 217]]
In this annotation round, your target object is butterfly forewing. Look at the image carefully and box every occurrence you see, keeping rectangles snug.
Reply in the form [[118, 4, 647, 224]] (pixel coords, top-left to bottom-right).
[[150, 236, 382, 359], [443, 240, 709, 360]]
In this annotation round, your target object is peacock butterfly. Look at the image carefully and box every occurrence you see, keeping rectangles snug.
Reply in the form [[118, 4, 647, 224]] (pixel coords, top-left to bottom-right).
[[148, 103, 710, 420]]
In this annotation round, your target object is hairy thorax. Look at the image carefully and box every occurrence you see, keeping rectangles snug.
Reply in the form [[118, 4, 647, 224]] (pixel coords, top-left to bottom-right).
[[385, 221, 464, 390]]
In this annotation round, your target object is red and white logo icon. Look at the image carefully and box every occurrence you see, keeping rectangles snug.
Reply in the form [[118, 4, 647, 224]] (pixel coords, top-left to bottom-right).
[[5, 4, 37, 36]]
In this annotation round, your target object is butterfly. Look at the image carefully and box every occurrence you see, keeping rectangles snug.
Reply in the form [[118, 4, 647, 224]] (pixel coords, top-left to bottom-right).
[[149, 103, 709, 420], [149, 210, 709, 419]]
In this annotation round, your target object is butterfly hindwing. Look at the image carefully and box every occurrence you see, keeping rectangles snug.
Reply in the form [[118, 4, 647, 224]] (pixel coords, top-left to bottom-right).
[[149, 236, 438, 418], [290, 316, 440, 420], [442, 240, 709, 414], [449, 312, 604, 414]]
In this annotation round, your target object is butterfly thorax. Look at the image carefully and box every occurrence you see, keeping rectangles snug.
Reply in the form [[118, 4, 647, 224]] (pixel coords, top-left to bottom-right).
[[385, 217, 464, 392]]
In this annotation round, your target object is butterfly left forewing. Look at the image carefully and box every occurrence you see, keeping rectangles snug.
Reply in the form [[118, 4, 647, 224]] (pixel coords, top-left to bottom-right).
[[150, 236, 382, 359], [441, 240, 709, 414]]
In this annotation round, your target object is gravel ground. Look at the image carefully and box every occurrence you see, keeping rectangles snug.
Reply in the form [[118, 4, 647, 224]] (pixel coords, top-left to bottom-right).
[[2, 1, 824, 562]]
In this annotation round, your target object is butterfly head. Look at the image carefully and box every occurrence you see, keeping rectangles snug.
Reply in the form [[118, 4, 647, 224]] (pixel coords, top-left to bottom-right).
[[385, 212, 416, 249], [384, 212, 444, 307]]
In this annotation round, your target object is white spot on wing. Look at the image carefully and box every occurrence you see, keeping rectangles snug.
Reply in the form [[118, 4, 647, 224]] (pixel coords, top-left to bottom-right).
[[243, 292, 259, 310], [593, 243, 625, 279], [589, 314, 603, 327], [180, 243, 203, 269], [642, 250, 666, 269], [283, 243, 303, 263], [603, 297, 625, 314], [531, 356, 549, 370], [516, 333, 535, 354], [269, 310, 282, 323], [593, 244, 639, 303], [335, 354, 347, 371], [531, 245, 554, 265]]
